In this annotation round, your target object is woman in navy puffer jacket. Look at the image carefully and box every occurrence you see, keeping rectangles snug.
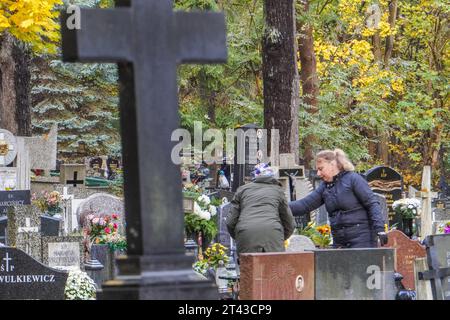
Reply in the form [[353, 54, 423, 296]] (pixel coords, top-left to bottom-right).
[[289, 149, 387, 248]]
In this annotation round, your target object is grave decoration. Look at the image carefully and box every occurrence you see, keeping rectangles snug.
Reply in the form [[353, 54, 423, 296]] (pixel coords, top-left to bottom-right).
[[392, 198, 421, 238], [184, 193, 219, 252], [32, 191, 64, 237]]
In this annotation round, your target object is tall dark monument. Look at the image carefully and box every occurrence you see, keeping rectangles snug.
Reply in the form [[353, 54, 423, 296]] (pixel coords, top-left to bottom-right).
[[61, 0, 227, 299]]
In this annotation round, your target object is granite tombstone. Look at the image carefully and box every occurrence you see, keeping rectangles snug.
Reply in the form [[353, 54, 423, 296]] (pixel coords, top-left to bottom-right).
[[0, 247, 68, 300], [365, 166, 403, 227], [420, 234, 450, 300], [61, 0, 227, 299], [315, 248, 397, 300]]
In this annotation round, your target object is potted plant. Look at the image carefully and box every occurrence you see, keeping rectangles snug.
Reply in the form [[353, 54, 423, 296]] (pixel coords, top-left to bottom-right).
[[184, 194, 218, 252], [297, 221, 332, 248], [32, 191, 63, 236], [83, 213, 126, 280], [65, 270, 97, 300], [392, 198, 421, 237]]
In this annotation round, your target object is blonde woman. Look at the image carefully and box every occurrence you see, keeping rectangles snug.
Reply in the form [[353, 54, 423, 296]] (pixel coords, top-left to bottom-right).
[[289, 149, 387, 248]]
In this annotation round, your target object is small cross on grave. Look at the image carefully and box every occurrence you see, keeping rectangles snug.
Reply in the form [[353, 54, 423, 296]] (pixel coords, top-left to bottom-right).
[[17, 218, 39, 255], [66, 171, 84, 187], [2, 252, 13, 272], [60, 0, 226, 299]]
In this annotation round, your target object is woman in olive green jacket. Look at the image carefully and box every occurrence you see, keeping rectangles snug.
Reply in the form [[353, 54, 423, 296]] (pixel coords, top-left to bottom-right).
[[226, 164, 295, 254]]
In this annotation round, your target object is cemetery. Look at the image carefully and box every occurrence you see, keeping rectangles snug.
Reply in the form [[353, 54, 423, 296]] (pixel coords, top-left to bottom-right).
[[0, 0, 448, 303]]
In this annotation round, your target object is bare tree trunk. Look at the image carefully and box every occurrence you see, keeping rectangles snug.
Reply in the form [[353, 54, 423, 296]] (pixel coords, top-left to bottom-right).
[[384, 0, 398, 66], [198, 68, 217, 125], [263, 0, 300, 162], [0, 33, 31, 136], [298, 0, 319, 169]]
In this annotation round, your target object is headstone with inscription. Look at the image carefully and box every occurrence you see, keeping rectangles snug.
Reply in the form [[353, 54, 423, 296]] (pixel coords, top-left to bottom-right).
[[365, 166, 403, 227], [239, 252, 315, 300], [0, 247, 68, 300], [385, 230, 426, 290], [41, 236, 84, 270]]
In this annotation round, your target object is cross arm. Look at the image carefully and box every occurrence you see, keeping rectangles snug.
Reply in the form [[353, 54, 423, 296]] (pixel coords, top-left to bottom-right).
[[175, 11, 227, 64], [61, 8, 133, 62]]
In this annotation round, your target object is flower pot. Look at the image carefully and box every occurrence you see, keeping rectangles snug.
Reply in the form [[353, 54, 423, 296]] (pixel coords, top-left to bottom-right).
[[40, 215, 62, 236], [401, 218, 414, 238], [90, 244, 115, 282]]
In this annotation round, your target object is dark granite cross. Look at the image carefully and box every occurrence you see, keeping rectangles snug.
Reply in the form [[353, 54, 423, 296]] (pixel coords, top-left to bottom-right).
[[66, 171, 84, 187], [61, 0, 226, 299]]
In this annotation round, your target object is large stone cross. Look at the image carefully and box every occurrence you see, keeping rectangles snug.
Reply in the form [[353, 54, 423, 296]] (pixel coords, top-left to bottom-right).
[[416, 166, 438, 239], [61, 0, 226, 299]]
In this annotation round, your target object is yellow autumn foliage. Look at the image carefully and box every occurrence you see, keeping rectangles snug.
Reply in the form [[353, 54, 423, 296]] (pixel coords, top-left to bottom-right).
[[0, 0, 62, 53]]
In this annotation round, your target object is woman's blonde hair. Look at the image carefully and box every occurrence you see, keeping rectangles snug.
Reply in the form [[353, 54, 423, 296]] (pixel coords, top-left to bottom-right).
[[316, 148, 355, 172]]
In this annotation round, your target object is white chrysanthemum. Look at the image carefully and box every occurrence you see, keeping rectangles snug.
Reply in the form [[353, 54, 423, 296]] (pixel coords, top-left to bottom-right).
[[193, 201, 202, 216], [197, 194, 211, 205], [209, 205, 217, 217], [198, 210, 211, 221]]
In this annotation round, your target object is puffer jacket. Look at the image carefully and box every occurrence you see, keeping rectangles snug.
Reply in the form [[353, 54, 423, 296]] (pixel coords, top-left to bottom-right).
[[226, 176, 295, 254], [289, 171, 384, 248]]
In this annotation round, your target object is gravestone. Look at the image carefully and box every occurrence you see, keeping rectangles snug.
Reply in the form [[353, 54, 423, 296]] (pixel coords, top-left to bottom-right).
[[217, 202, 232, 248], [239, 252, 315, 300], [0, 215, 7, 244], [60, 164, 86, 187], [12, 206, 42, 261], [432, 198, 449, 222], [61, 0, 227, 299], [232, 124, 265, 191], [374, 193, 389, 226], [41, 236, 84, 271], [107, 157, 120, 179], [76, 193, 124, 233], [385, 230, 426, 290], [88, 157, 103, 178], [286, 235, 316, 252], [315, 248, 397, 300], [24, 124, 58, 171], [420, 234, 450, 300], [365, 166, 403, 227], [0, 247, 68, 300]]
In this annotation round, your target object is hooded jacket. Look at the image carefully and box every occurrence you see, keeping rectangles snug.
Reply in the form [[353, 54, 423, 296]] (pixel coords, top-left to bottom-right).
[[226, 176, 295, 254]]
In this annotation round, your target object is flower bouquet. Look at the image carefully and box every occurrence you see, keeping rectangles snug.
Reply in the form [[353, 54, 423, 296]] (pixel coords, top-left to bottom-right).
[[84, 213, 126, 252], [184, 194, 218, 250], [437, 221, 450, 234], [392, 198, 421, 219], [32, 190, 63, 216]]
